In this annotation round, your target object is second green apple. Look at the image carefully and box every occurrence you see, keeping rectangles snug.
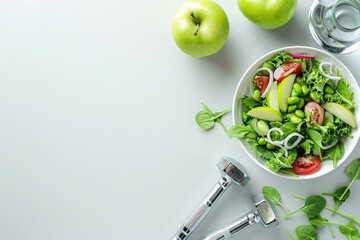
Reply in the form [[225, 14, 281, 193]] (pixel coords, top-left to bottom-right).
[[237, 0, 297, 29]]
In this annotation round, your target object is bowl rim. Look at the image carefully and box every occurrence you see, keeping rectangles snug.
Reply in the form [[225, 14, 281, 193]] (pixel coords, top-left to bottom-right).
[[232, 46, 360, 180]]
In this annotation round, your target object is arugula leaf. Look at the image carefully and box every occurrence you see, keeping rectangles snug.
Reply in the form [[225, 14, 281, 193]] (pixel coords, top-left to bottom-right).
[[248, 141, 273, 160], [266, 150, 297, 172], [227, 124, 256, 139], [240, 96, 261, 109], [263, 51, 294, 68], [299, 139, 314, 155]]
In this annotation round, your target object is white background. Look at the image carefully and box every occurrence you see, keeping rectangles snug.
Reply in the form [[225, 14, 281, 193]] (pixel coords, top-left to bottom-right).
[[0, 0, 359, 239]]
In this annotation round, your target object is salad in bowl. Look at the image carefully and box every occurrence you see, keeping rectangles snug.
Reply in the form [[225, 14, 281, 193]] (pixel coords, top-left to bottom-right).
[[232, 46, 360, 179]]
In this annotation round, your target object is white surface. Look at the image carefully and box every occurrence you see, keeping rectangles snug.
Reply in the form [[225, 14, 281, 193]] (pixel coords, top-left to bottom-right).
[[0, 0, 359, 240]]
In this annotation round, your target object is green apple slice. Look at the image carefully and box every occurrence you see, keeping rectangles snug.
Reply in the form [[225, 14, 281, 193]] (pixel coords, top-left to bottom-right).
[[266, 81, 279, 111], [247, 106, 283, 122], [277, 74, 296, 112], [322, 102, 356, 128]]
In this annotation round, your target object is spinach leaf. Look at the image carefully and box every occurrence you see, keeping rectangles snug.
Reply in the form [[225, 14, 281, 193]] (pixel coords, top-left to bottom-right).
[[306, 129, 323, 148], [323, 141, 345, 167], [336, 79, 355, 107], [293, 194, 360, 225], [309, 214, 335, 238], [309, 214, 330, 226], [339, 221, 360, 240], [339, 158, 360, 201], [195, 109, 215, 129], [284, 195, 326, 219], [295, 225, 318, 240], [262, 186, 289, 211], [323, 186, 351, 216], [195, 103, 231, 131]]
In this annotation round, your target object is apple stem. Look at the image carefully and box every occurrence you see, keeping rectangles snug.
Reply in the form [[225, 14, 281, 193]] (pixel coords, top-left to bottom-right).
[[190, 12, 200, 36], [194, 24, 200, 36]]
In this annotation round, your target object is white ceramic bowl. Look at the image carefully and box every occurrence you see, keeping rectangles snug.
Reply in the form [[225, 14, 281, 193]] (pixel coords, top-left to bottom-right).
[[232, 46, 360, 180]]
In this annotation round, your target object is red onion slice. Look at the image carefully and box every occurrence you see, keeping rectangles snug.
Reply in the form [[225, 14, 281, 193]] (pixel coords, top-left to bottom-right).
[[290, 53, 315, 59]]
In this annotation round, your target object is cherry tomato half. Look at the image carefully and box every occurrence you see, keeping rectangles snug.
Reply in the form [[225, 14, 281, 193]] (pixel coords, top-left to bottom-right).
[[304, 101, 324, 125], [274, 62, 302, 82], [255, 76, 270, 94], [292, 156, 321, 175]]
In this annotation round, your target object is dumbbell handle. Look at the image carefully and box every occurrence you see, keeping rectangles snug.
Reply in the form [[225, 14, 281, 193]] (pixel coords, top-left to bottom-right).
[[171, 177, 230, 240], [201, 212, 258, 240]]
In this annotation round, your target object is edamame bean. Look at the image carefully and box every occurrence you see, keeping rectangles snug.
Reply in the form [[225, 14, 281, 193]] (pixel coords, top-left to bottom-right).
[[287, 105, 297, 113], [242, 111, 249, 123], [324, 85, 335, 94], [257, 120, 269, 135], [293, 83, 302, 95], [262, 62, 275, 72], [302, 85, 310, 95], [327, 80, 335, 89], [266, 143, 277, 150], [287, 96, 300, 105], [310, 91, 321, 103], [295, 109, 305, 118], [289, 114, 302, 124], [254, 90, 262, 102], [258, 137, 267, 145], [297, 98, 305, 109], [324, 93, 332, 100], [246, 131, 257, 140]]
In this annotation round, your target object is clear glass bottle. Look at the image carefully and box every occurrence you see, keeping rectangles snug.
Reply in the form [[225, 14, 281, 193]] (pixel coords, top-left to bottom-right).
[[309, 0, 360, 54]]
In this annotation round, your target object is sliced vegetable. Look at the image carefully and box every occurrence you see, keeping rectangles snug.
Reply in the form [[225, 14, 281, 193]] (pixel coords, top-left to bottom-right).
[[256, 76, 269, 94], [292, 156, 321, 175], [255, 67, 274, 98], [278, 74, 296, 112], [305, 101, 324, 125], [250, 118, 269, 136], [247, 107, 283, 122], [266, 81, 279, 112], [284, 133, 304, 150], [274, 62, 302, 82], [290, 53, 315, 59], [319, 61, 341, 81], [322, 102, 356, 128]]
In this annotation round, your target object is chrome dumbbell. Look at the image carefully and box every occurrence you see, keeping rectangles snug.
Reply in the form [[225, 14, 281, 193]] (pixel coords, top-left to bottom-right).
[[201, 193, 278, 240], [171, 156, 250, 240]]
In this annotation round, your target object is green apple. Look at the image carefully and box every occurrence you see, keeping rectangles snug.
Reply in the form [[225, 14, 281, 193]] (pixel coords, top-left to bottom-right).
[[172, 0, 229, 57], [278, 74, 296, 112], [237, 0, 297, 29], [322, 102, 356, 128], [247, 106, 283, 122]]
